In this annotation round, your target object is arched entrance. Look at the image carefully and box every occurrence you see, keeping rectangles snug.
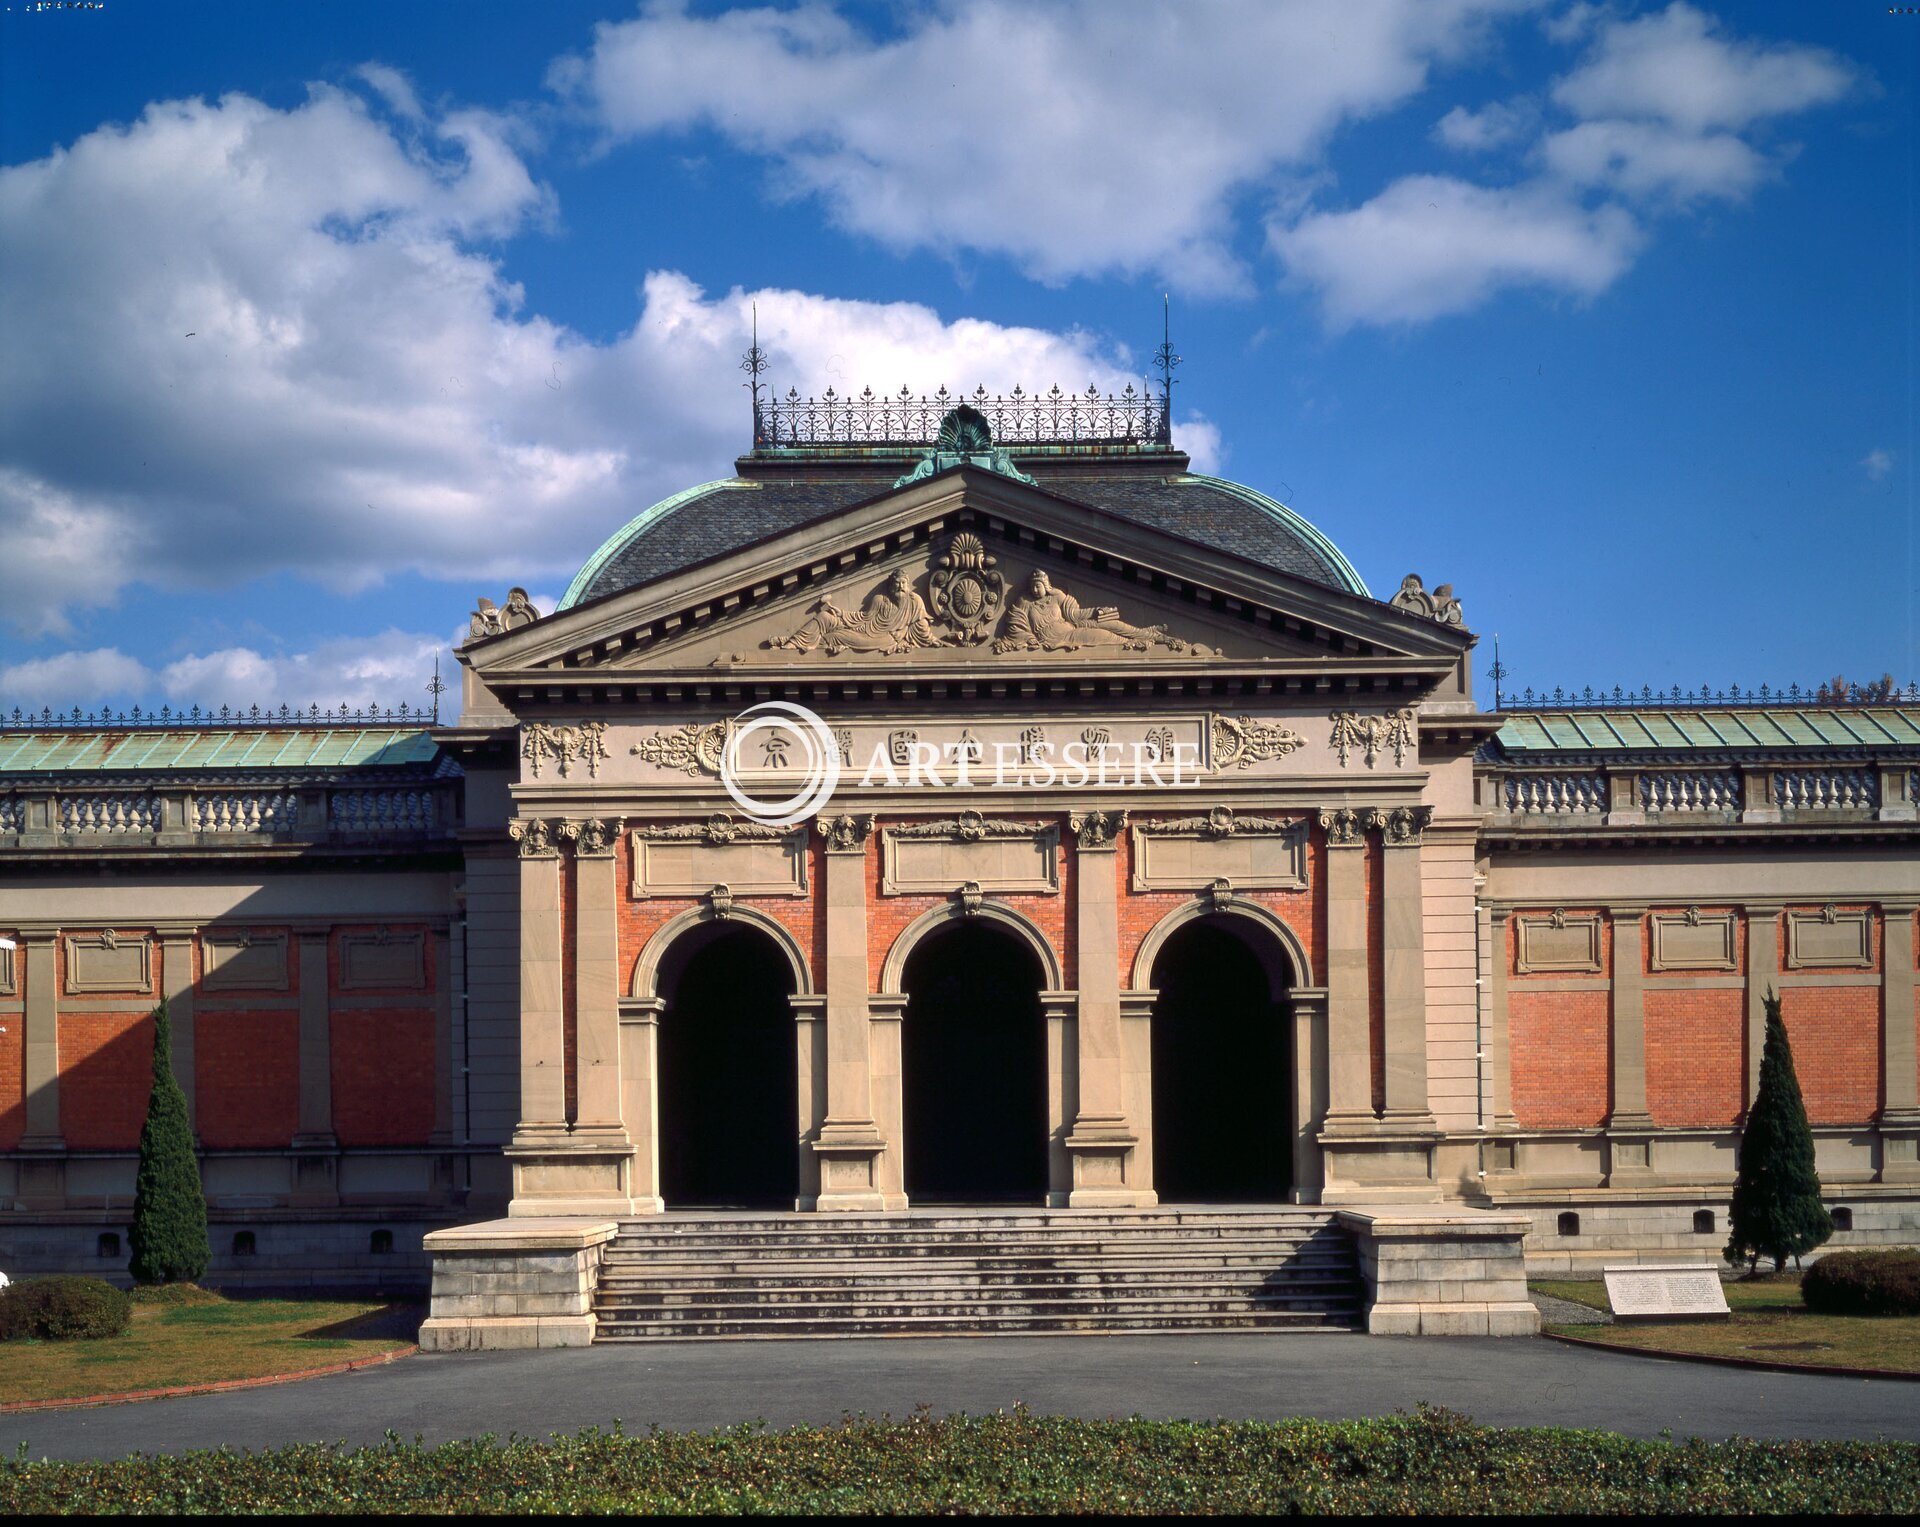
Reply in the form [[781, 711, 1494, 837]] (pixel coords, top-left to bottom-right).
[[1147, 914, 1293, 1202], [901, 919, 1048, 1204], [655, 920, 797, 1208]]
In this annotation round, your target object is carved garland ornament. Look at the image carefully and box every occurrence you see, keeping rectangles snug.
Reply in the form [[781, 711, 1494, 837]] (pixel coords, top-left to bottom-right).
[[888, 809, 1051, 843], [1137, 805, 1299, 839], [630, 722, 726, 777], [1329, 708, 1416, 769], [1209, 714, 1306, 770], [632, 813, 795, 845], [522, 720, 609, 780]]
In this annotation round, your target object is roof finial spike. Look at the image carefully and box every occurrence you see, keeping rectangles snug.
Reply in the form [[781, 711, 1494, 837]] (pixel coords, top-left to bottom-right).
[[1151, 293, 1180, 446], [741, 301, 769, 448], [427, 653, 446, 725]]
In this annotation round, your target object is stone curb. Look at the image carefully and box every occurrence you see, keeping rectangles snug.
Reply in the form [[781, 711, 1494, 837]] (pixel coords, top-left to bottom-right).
[[1544, 1330, 1920, 1383], [0, 1344, 417, 1414]]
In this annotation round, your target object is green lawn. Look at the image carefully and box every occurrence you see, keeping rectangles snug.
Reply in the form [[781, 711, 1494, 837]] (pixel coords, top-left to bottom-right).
[[4, 1409, 1917, 1514], [1532, 1278, 1920, 1374], [1, 1290, 418, 1406]]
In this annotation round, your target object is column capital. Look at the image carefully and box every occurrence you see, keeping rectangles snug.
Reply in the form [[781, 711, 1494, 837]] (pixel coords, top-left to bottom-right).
[[1068, 809, 1126, 851], [1318, 806, 1368, 848], [508, 817, 561, 858], [1368, 804, 1432, 847], [816, 811, 875, 854], [560, 816, 622, 857]]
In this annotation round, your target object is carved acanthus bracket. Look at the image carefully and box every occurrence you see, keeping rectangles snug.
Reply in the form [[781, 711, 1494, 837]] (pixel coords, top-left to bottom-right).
[[818, 812, 877, 854], [1137, 805, 1300, 840], [633, 813, 794, 845], [889, 809, 1051, 844], [1318, 807, 1365, 846], [956, 880, 984, 916], [707, 883, 734, 919], [1069, 809, 1126, 850], [465, 587, 540, 644], [1209, 714, 1306, 770], [561, 817, 622, 857], [1820, 902, 1840, 923], [1548, 907, 1569, 929], [1205, 877, 1236, 912], [1389, 574, 1463, 626], [522, 720, 609, 780], [1369, 804, 1433, 846], [508, 817, 559, 858], [1684, 905, 1703, 926], [1329, 708, 1416, 769], [630, 722, 725, 777]]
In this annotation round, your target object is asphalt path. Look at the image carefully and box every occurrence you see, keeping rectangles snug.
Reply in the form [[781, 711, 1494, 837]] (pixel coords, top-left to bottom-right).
[[9, 1333, 1918, 1461]]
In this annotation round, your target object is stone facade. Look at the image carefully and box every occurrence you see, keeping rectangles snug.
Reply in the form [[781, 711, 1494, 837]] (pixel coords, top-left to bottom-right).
[[2, 423, 1917, 1309]]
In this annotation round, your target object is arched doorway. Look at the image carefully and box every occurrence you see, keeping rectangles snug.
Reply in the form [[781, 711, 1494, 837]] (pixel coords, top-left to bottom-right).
[[656, 921, 797, 1208], [901, 920, 1048, 1203], [1148, 915, 1293, 1202]]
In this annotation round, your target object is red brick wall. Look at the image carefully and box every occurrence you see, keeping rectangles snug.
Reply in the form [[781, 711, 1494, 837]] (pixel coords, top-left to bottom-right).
[[196, 1011, 298, 1147], [1779, 986, 1880, 1124], [1507, 911, 1612, 1129], [1644, 990, 1744, 1126], [330, 1007, 435, 1145], [58, 1011, 154, 1149]]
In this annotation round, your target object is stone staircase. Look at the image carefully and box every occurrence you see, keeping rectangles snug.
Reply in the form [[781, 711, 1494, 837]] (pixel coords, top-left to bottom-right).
[[591, 1207, 1364, 1341]]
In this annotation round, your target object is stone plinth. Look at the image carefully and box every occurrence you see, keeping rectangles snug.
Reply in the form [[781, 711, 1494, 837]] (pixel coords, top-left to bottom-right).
[[1337, 1205, 1539, 1337], [417, 1217, 617, 1351]]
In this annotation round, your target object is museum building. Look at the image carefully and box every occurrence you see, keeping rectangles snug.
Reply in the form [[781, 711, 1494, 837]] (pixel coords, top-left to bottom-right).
[[2, 382, 1916, 1340]]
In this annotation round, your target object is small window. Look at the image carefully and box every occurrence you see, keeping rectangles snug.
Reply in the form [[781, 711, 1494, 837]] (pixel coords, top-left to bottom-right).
[[232, 1230, 256, 1257], [369, 1229, 394, 1255], [96, 1232, 121, 1258], [1556, 1211, 1580, 1237], [1831, 1206, 1853, 1233], [1692, 1210, 1715, 1235]]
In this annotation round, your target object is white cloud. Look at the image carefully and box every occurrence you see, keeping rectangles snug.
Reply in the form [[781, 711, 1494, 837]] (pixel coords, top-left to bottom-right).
[[0, 648, 153, 711], [1540, 118, 1767, 203], [554, 0, 1535, 291], [0, 85, 1159, 640], [1270, 175, 1641, 327], [1552, 2, 1853, 132], [1170, 415, 1224, 477], [1434, 100, 1537, 152], [1863, 449, 1893, 483]]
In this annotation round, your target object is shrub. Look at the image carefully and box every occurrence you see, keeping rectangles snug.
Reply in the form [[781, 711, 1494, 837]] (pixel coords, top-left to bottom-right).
[[1725, 990, 1833, 1273], [129, 997, 210, 1285], [1802, 1250, 1920, 1316], [0, 1275, 133, 1341]]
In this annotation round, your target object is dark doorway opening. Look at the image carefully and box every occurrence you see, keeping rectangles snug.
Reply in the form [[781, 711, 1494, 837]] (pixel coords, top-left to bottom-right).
[[1149, 916, 1292, 1202], [902, 920, 1048, 1204], [657, 922, 796, 1208]]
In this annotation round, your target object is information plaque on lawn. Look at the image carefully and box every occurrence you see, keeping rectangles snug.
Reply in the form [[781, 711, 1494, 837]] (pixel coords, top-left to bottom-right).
[[1603, 1263, 1731, 1322]]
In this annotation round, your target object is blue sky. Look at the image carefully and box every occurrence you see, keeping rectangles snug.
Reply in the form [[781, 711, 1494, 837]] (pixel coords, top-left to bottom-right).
[[0, 0, 1911, 718]]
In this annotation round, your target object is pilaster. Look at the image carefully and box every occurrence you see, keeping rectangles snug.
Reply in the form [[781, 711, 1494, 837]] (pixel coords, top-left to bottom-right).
[[1319, 807, 1373, 1133], [156, 926, 197, 1137], [565, 818, 627, 1143], [1744, 903, 1783, 1111], [814, 813, 887, 1211], [291, 929, 339, 1207], [1604, 906, 1655, 1184], [1373, 806, 1435, 1132], [1484, 907, 1518, 1131], [1879, 903, 1920, 1183], [1065, 810, 1142, 1206], [617, 997, 666, 1214], [20, 931, 63, 1153]]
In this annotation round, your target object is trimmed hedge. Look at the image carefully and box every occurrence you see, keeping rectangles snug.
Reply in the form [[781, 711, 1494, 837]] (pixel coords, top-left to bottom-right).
[[2, 1408, 1919, 1515], [1803, 1250, 1920, 1317], [0, 1275, 133, 1342]]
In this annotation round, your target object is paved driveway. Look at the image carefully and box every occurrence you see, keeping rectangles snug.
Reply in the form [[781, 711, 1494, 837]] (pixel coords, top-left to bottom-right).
[[9, 1333, 1916, 1462]]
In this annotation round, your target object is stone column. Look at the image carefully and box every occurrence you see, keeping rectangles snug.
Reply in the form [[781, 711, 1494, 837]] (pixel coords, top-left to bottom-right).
[[157, 927, 197, 1136], [1879, 903, 1920, 1183], [1744, 903, 1783, 1111], [1373, 806, 1435, 1130], [1290, 986, 1328, 1203], [1484, 909, 1518, 1132], [565, 818, 627, 1143], [293, 931, 336, 1147], [813, 813, 886, 1211], [1605, 907, 1655, 1183], [1066, 810, 1141, 1206], [19, 931, 61, 1151], [618, 997, 665, 1213], [510, 819, 568, 1142], [1319, 808, 1373, 1131]]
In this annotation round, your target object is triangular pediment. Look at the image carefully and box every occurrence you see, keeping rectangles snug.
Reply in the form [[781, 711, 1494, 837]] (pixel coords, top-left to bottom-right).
[[465, 465, 1469, 684]]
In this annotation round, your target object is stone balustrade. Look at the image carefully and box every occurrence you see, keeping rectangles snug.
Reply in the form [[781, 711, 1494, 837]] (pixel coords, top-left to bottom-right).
[[0, 781, 455, 851]]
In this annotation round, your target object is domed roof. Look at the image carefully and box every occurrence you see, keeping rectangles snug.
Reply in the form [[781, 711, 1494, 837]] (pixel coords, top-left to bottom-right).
[[559, 457, 1368, 612]]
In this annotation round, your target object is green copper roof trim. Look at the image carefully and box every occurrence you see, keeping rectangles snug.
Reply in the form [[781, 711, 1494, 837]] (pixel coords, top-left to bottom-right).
[[559, 478, 757, 611], [0, 728, 439, 773], [1494, 707, 1920, 754], [1169, 475, 1369, 598]]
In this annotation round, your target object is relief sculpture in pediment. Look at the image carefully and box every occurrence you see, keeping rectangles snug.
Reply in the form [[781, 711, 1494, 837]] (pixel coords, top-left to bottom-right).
[[993, 570, 1198, 656], [768, 568, 948, 655]]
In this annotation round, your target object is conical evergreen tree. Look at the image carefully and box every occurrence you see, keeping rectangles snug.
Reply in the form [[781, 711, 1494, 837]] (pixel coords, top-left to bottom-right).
[[1725, 990, 1833, 1273], [128, 997, 210, 1285]]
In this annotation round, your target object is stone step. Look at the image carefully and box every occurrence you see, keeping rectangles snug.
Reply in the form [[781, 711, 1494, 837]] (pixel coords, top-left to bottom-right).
[[593, 1310, 1361, 1340], [600, 1244, 1349, 1270], [604, 1230, 1344, 1255], [597, 1293, 1361, 1319], [598, 1263, 1357, 1289], [613, 1215, 1337, 1239]]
